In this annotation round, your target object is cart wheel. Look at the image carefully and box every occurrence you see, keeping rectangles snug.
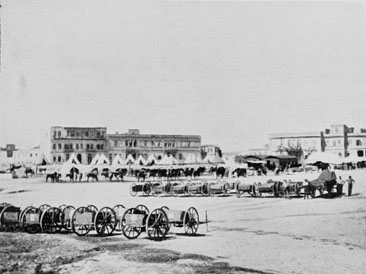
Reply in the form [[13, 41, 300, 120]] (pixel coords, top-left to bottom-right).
[[62, 205, 75, 231], [87, 205, 98, 214], [143, 183, 151, 196], [130, 183, 138, 197], [19, 206, 32, 229], [135, 204, 149, 214], [112, 204, 126, 232], [146, 208, 169, 240], [72, 206, 93, 236], [202, 182, 209, 196], [39, 204, 51, 213], [0, 205, 21, 231], [208, 183, 215, 197], [183, 207, 199, 235], [172, 188, 179, 197], [236, 191, 242, 198], [160, 206, 169, 213], [95, 207, 117, 236], [21, 206, 42, 234], [40, 207, 62, 234], [121, 208, 143, 239], [0, 203, 11, 207], [58, 204, 67, 211]]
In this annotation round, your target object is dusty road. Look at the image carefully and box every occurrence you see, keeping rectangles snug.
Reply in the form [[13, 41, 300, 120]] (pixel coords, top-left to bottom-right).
[[1, 169, 365, 274]]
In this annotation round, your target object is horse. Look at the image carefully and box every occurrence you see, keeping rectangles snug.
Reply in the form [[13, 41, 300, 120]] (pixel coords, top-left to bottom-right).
[[86, 168, 99, 182], [232, 168, 246, 178], [25, 168, 35, 177], [46, 172, 60, 183], [216, 167, 226, 178]]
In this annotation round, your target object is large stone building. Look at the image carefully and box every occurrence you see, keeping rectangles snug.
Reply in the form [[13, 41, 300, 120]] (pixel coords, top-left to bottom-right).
[[43, 127, 201, 164], [269, 124, 366, 161], [107, 129, 201, 163]]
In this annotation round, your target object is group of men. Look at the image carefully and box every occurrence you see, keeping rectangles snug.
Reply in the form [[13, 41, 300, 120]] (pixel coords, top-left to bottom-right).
[[336, 176, 355, 197]]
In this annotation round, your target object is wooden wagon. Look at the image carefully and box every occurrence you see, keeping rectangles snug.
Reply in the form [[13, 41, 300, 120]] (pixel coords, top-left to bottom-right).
[[0, 203, 22, 231], [151, 181, 172, 196], [208, 181, 230, 196], [236, 181, 257, 198], [121, 205, 169, 240], [161, 206, 199, 235], [186, 181, 209, 196], [170, 181, 189, 196], [129, 182, 151, 197]]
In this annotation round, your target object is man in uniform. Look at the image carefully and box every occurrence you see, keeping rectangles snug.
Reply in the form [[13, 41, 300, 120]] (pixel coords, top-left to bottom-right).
[[336, 176, 345, 197], [347, 176, 355, 196]]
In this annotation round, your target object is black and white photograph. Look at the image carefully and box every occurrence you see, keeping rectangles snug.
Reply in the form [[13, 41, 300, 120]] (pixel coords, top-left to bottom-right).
[[0, 0, 365, 273]]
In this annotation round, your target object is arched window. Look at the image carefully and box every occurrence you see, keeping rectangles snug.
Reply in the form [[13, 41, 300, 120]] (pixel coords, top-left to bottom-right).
[[88, 154, 92, 164], [58, 156, 61, 162], [356, 140, 362, 146], [77, 154, 82, 163], [66, 154, 70, 161]]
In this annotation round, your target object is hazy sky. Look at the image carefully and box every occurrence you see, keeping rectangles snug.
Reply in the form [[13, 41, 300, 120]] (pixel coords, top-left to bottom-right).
[[1, 0, 366, 152]]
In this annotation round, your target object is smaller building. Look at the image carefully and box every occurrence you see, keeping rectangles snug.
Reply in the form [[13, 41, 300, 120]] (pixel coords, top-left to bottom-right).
[[201, 145, 222, 159]]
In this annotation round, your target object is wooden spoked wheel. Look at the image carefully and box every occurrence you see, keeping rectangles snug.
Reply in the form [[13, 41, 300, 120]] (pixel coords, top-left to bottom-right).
[[21, 206, 42, 234], [62, 205, 75, 231], [183, 207, 199, 236], [146, 208, 169, 240], [39, 204, 51, 213], [135, 204, 149, 215], [87, 205, 98, 214], [112, 204, 126, 232], [95, 207, 117, 236], [18, 206, 32, 229], [40, 207, 63, 233], [121, 208, 143, 239], [58, 204, 67, 211], [0, 203, 11, 208], [72, 206, 94, 236], [130, 183, 138, 197]]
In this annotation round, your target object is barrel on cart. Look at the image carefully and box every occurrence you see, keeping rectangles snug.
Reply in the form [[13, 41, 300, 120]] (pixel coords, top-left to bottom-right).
[[236, 181, 257, 198], [208, 181, 230, 196], [130, 182, 151, 197], [121, 204, 169, 240], [0, 203, 22, 231], [186, 181, 209, 196], [161, 206, 199, 235]]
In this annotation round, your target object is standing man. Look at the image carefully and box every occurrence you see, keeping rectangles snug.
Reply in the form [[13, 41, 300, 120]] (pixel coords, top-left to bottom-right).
[[336, 176, 345, 197], [347, 176, 355, 196]]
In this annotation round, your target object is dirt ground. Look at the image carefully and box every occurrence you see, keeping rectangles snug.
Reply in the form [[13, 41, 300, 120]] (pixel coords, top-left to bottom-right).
[[1, 169, 365, 274]]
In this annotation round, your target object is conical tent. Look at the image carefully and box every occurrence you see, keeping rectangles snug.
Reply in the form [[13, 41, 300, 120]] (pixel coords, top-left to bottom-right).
[[147, 154, 158, 165], [90, 153, 110, 165], [135, 155, 148, 165], [184, 154, 203, 164], [125, 154, 135, 165], [90, 154, 100, 165], [158, 154, 178, 165], [65, 153, 81, 165], [112, 154, 125, 165], [202, 154, 225, 164]]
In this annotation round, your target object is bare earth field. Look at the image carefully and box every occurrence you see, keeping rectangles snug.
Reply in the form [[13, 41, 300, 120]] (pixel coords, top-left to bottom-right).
[[1, 170, 365, 274]]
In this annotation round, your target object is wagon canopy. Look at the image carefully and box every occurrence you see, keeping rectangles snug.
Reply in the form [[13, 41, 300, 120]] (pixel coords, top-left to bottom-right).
[[309, 169, 337, 186]]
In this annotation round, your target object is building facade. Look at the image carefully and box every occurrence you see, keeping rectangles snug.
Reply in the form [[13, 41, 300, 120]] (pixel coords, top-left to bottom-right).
[[44, 127, 201, 164], [107, 129, 201, 163], [200, 145, 222, 159], [49, 126, 107, 164], [268, 124, 366, 161]]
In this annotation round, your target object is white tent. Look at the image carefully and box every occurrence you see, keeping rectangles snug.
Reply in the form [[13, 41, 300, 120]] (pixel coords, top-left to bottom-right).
[[202, 154, 225, 164], [112, 154, 125, 165], [158, 154, 178, 165], [135, 155, 148, 165], [90, 153, 110, 165], [65, 153, 81, 165], [184, 154, 203, 164], [125, 154, 135, 165], [304, 152, 342, 165], [147, 154, 158, 165]]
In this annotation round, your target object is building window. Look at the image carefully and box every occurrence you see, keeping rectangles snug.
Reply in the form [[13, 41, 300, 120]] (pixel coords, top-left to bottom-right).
[[77, 154, 82, 163], [66, 154, 70, 161], [69, 144, 73, 149], [88, 154, 92, 164], [86, 144, 90, 150], [100, 144, 104, 150], [53, 156, 56, 162], [81, 144, 84, 149], [58, 144, 61, 150], [90, 144, 94, 150], [65, 144, 68, 150], [58, 131, 61, 138], [53, 144, 56, 150], [114, 140, 118, 147], [357, 150, 364, 157], [76, 144, 79, 150], [85, 131, 89, 137], [179, 153, 183, 160], [96, 144, 100, 150], [356, 140, 362, 146], [58, 156, 61, 162]]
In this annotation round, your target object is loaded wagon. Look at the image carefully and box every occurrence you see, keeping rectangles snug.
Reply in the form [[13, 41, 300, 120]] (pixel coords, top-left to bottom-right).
[[161, 206, 199, 235], [257, 180, 280, 197], [186, 181, 209, 196], [306, 170, 337, 198], [236, 181, 257, 198], [130, 182, 151, 197], [121, 204, 169, 240], [0, 203, 22, 231], [208, 181, 230, 196]]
